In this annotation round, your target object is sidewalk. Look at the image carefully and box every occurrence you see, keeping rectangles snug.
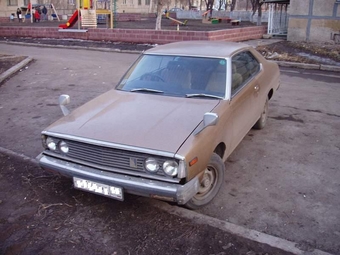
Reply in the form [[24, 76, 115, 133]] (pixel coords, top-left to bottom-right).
[[1, 37, 339, 76]]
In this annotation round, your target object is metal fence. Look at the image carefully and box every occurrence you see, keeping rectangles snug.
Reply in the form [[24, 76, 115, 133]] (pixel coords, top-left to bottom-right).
[[267, 3, 289, 35]]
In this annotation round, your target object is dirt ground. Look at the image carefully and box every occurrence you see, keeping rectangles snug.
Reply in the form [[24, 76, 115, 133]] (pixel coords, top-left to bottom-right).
[[0, 54, 27, 75], [256, 41, 340, 66], [0, 153, 291, 255]]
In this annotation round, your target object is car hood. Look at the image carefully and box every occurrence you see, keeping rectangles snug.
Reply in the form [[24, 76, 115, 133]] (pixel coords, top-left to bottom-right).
[[45, 90, 219, 154]]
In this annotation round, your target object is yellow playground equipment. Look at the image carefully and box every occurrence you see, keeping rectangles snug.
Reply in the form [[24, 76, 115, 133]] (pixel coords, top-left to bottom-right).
[[59, 0, 114, 30]]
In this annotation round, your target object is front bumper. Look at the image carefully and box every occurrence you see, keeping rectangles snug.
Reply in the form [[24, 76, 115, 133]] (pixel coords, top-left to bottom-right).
[[37, 154, 199, 205]]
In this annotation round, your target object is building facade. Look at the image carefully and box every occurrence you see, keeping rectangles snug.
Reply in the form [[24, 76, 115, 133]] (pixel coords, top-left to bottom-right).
[[288, 0, 340, 42]]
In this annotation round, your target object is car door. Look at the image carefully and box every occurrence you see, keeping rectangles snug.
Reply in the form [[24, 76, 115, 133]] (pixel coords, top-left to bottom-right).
[[229, 51, 261, 150]]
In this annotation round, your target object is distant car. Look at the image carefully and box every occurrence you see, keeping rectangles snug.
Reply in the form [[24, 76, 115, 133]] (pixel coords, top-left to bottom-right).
[[38, 41, 280, 209], [169, 7, 183, 12]]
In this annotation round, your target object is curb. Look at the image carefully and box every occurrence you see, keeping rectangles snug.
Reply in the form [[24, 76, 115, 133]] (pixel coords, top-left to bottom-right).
[[2, 41, 339, 72], [0, 56, 34, 84], [148, 199, 334, 255], [0, 40, 143, 55], [0, 147, 39, 166], [272, 60, 340, 72], [0, 146, 335, 255]]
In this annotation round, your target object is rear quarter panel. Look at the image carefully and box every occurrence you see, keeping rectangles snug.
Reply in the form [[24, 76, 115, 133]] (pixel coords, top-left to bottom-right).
[[252, 49, 280, 98]]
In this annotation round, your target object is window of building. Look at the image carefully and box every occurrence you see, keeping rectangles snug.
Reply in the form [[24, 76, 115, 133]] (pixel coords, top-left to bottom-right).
[[145, 0, 150, 5], [68, 0, 75, 5], [123, 0, 127, 4], [138, 0, 141, 5], [7, 0, 18, 6], [23, 0, 29, 5]]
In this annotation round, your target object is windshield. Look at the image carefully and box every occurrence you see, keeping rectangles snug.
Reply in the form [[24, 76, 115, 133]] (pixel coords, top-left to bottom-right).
[[116, 54, 227, 99]]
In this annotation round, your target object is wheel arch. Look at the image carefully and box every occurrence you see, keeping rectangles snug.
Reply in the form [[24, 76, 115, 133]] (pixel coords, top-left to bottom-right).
[[268, 88, 274, 100], [214, 142, 226, 159]]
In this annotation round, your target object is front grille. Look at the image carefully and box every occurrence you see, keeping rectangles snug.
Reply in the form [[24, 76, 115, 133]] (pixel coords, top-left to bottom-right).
[[63, 139, 169, 175]]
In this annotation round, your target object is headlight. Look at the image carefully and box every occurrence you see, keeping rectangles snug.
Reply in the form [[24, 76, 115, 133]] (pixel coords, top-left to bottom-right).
[[163, 160, 178, 176], [145, 158, 160, 173], [46, 137, 57, 151], [59, 141, 69, 153]]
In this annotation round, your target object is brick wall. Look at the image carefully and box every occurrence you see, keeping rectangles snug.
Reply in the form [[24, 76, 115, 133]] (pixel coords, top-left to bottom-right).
[[116, 13, 142, 22], [0, 25, 266, 44], [0, 17, 10, 23]]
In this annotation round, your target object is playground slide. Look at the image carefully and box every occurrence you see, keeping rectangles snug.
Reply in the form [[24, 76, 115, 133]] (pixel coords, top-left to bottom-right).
[[59, 10, 78, 29]]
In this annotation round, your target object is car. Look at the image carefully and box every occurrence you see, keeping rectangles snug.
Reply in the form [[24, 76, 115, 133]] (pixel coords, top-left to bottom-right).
[[162, 7, 183, 15], [37, 41, 280, 209], [169, 7, 183, 12]]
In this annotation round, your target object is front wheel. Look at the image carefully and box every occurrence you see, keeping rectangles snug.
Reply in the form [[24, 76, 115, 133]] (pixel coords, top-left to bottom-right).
[[253, 98, 268, 130], [185, 153, 225, 210]]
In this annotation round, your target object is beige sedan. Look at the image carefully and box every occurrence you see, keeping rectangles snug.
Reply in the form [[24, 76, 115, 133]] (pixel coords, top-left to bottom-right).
[[37, 41, 280, 209]]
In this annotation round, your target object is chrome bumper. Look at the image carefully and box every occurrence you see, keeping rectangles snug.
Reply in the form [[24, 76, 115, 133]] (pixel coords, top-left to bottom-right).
[[37, 154, 199, 205]]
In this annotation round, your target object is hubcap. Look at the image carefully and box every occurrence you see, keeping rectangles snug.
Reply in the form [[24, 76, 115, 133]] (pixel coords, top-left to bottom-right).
[[198, 168, 215, 194]]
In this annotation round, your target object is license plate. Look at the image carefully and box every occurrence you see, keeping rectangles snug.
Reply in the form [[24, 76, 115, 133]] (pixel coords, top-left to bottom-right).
[[73, 177, 124, 201]]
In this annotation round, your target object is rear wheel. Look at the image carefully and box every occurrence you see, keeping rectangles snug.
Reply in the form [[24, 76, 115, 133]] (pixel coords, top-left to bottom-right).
[[185, 153, 225, 210], [253, 98, 268, 130]]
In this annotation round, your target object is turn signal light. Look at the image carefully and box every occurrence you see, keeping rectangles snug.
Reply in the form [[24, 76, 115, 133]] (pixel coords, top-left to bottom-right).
[[189, 157, 198, 166]]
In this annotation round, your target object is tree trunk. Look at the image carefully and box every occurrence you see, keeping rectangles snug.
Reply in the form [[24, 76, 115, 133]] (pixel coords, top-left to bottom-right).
[[155, 1, 163, 30], [257, 3, 262, 25], [149, 0, 153, 13], [231, 0, 236, 11]]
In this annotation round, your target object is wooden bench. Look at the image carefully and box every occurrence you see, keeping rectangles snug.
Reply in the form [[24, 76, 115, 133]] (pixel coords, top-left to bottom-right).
[[231, 20, 240, 26]]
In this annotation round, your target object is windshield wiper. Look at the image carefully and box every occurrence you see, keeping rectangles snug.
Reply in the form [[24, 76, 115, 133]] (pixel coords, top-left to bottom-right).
[[130, 88, 164, 93], [186, 93, 224, 100]]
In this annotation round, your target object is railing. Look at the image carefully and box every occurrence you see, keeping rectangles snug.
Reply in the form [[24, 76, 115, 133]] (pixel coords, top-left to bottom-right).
[[267, 3, 289, 35]]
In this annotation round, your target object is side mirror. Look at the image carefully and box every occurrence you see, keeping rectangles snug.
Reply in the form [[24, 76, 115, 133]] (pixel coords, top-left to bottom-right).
[[194, 112, 219, 135], [58, 94, 70, 116], [203, 112, 218, 127]]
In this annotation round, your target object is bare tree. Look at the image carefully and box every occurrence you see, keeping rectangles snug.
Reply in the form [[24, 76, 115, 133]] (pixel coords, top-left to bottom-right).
[[155, 0, 164, 30], [179, 0, 187, 9], [250, 0, 264, 25], [188, 0, 193, 9], [217, 0, 225, 10], [224, 0, 236, 11]]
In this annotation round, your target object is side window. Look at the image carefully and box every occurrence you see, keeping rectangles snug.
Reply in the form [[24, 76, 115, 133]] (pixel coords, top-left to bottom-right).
[[232, 51, 260, 94]]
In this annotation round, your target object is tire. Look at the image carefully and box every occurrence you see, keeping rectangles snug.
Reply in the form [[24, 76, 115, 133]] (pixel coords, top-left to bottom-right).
[[253, 98, 268, 130], [185, 153, 225, 210]]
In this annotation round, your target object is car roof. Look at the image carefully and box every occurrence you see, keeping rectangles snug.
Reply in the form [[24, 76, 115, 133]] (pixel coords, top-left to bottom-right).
[[145, 41, 251, 58]]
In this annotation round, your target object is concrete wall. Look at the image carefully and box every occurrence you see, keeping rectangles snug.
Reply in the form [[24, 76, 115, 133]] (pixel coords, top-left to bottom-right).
[[288, 0, 340, 42], [0, 25, 266, 44]]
